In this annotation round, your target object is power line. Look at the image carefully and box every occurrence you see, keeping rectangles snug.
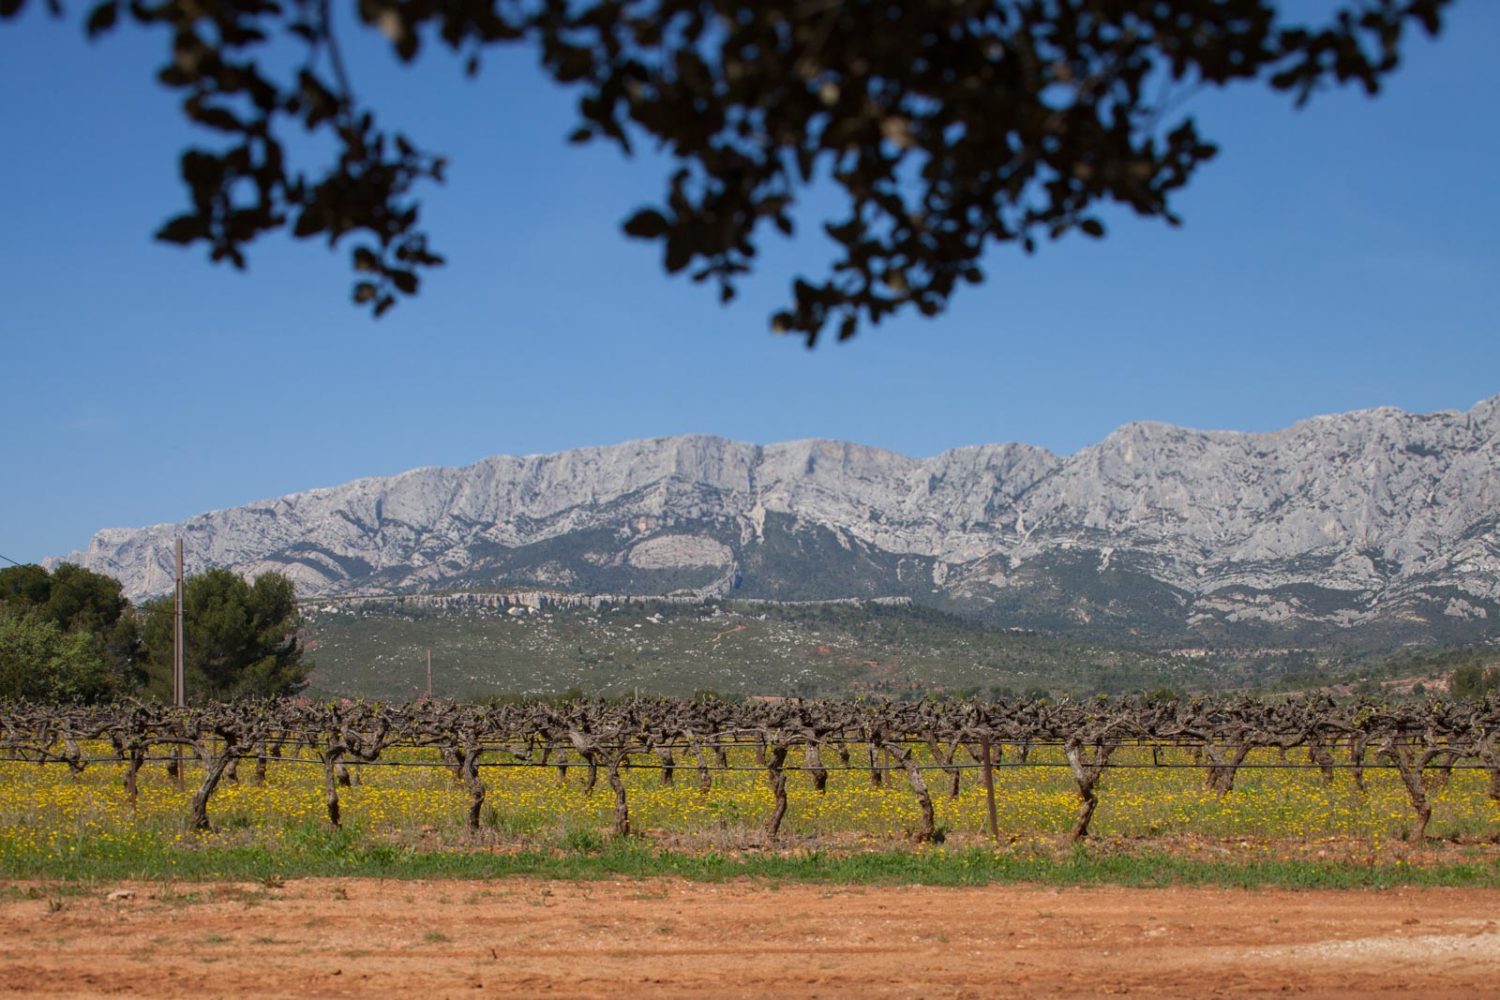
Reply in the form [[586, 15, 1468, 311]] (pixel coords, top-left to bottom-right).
[[0, 553, 26, 567]]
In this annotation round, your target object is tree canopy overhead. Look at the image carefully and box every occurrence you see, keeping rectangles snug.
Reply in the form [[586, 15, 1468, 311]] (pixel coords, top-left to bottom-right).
[[4, 0, 1450, 343]]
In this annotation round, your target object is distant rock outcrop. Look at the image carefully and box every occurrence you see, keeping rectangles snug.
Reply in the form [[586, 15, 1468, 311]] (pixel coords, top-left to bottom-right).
[[55, 396, 1500, 647]]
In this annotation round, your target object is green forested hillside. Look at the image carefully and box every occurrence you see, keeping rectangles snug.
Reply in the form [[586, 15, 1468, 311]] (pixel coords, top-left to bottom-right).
[[302, 598, 1276, 701]]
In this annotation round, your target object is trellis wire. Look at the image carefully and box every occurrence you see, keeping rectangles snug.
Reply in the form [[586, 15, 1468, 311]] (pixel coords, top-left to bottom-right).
[[1, 753, 1492, 772]]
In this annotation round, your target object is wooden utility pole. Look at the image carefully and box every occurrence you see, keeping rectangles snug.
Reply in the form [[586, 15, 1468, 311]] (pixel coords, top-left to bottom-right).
[[171, 538, 185, 787], [980, 736, 999, 843], [173, 538, 185, 707], [426, 648, 432, 700]]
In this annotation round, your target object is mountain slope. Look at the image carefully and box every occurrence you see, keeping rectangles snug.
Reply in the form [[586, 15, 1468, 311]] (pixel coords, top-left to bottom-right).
[[57, 396, 1500, 647], [302, 599, 1217, 701]]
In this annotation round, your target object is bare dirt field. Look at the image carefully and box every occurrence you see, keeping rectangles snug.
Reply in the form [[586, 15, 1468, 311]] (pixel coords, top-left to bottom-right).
[[4, 877, 1499, 998]]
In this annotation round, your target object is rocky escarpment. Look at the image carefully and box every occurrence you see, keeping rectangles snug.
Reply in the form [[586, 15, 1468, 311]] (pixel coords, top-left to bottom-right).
[[55, 396, 1500, 648]]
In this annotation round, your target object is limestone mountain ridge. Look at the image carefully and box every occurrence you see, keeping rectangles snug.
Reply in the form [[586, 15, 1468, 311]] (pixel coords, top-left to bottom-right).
[[57, 395, 1500, 647]]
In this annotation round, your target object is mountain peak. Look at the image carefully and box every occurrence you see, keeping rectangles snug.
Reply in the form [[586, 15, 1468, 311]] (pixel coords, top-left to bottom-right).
[[54, 401, 1500, 649]]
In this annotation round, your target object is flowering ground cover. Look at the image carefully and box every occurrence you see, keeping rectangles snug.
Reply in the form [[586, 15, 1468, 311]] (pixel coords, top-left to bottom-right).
[[3, 744, 1496, 884]]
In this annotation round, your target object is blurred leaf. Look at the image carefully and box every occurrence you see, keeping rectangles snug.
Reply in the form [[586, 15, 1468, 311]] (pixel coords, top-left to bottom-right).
[[84, 1, 117, 37], [155, 214, 205, 244], [622, 209, 669, 239]]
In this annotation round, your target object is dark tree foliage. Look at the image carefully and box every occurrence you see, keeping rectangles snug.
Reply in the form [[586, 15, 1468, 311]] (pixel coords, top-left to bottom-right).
[[0, 563, 141, 698], [1451, 664, 1500, 700], [0, 604, 115, 702], [2, 0, 1449, 342], [140, 569, 310, 701], [25, 563, 128, 634], [0, 564, 52, 608]]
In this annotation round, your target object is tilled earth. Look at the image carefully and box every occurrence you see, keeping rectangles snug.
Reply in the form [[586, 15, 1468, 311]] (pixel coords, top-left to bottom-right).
[[3, 877, 1499, 998]]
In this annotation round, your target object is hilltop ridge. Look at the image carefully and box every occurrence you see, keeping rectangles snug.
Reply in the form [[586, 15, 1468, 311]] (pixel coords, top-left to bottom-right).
[[57, 396, 1500, 648]]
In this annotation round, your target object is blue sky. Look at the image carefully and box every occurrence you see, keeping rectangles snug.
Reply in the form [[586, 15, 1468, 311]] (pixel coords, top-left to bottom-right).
[[2, 5, 1497, 564]]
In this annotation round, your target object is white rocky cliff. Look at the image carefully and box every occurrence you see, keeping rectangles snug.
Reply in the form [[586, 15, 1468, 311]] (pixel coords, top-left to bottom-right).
[[55, 396, 1500, 645]]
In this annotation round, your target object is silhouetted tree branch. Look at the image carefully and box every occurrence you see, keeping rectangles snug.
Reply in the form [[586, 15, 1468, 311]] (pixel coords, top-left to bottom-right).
[[2, 0, 1450, 342]]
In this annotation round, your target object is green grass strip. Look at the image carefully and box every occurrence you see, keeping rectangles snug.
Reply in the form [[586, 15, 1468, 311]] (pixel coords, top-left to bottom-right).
[[4, 836, 1499, 890]]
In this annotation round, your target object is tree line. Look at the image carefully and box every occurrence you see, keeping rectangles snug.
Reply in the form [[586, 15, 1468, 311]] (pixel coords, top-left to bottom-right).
[[0, 562, 309, 703]]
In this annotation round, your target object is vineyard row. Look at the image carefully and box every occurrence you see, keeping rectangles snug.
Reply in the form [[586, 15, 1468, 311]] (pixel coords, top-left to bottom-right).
[[4, 695, 1498, 843]]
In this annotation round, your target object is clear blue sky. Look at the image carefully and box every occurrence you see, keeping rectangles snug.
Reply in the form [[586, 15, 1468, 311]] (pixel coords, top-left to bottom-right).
[[2, 5, 1497, 564]]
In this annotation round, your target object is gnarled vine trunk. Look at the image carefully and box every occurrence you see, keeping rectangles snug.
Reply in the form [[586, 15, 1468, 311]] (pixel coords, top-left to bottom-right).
[[321, 748, 345, 828], [1307, 742, 1335, 784], [460, 749, 486, 833], [888, 743, 939, 843], [1203, 744, 1252, 794], [122, 746, 146, 804], [1349, 735, 1369, 793], [805, 742, 828, 793], [606, 754, 630, 837], [1064, 742, 1113, 843], [1380, 740, 1457, 843], [763, 744, 790, 842], [189, 737, 239, 833], [693, 742, 713, 793]]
